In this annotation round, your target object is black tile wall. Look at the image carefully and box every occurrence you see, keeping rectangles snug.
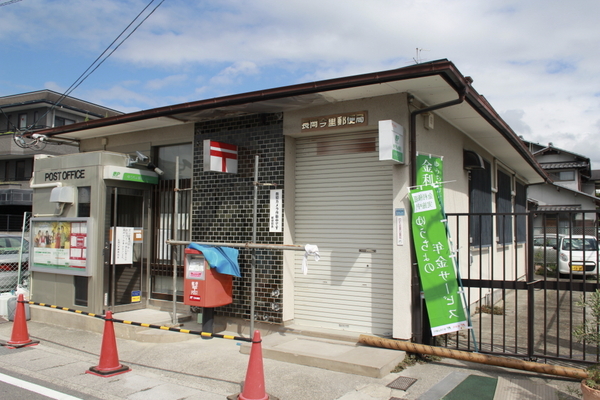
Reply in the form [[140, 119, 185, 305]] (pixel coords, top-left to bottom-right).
[[192, 113, 285, 323]]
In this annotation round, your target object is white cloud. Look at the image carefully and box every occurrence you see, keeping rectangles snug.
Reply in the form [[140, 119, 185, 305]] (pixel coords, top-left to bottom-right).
[[145, 74, 188, 91], [43, 82, 67, 93], [209, 62, 259, 86], [2, 0, 600, 168]]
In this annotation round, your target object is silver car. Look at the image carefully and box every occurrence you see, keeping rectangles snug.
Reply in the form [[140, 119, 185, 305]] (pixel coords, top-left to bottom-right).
[[533, 235, 559, 267], [0, 234, 29, 292]]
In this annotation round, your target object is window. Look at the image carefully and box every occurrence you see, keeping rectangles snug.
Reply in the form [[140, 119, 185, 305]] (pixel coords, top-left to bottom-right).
[[469, 159, 492, 246], [15, 160, 25, 181], [562, 237, 598, 251], [151, 143, 192, 300], [18, 114, 27, 129], [55, 116, 75, 127], [515, 182, 526, 243], [74, 276, 88, 307], [2, 161, 8, 181], [157, 144, 193, 180], [496, 170, 512, 245], [78, 187, 91, 217], [548, 170, 575, 181]]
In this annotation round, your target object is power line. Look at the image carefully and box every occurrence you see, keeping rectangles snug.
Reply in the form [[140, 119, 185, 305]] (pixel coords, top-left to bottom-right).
[[0, 0, 23, 7], [54, 0, 166, 111], [10, 0, 165, 149]]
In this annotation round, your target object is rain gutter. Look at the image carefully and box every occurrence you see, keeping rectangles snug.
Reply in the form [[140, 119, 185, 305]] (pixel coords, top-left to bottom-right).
[[409, 86, 469, 187], [33, 60, 466, 138]]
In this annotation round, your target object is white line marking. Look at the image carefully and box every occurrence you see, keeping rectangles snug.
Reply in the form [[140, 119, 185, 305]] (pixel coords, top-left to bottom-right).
[[0, 372, 83, 400]]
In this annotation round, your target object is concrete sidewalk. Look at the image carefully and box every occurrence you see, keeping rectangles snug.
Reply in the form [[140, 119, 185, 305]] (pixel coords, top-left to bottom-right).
[[0, 307, 584, 399]]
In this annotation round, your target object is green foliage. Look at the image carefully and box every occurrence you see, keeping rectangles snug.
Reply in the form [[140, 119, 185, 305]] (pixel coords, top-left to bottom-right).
[[476, 305, 504, 315], [391, 353, 442, 373], [584, 366, 600, 390], [573, 290, 600, 388]]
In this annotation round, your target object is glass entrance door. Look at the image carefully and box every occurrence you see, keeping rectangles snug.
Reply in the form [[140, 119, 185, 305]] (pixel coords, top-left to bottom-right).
[[105, 187, 148, 312]]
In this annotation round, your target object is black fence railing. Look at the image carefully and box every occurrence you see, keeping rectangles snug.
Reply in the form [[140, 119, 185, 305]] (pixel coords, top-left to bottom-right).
[[439, 210, 600, 367]]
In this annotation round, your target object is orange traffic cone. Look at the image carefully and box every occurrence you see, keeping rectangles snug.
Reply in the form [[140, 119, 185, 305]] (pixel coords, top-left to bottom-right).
[[86, 311, 130, 377], [1, 294, 39, 349], [238, 330, 269, 400]]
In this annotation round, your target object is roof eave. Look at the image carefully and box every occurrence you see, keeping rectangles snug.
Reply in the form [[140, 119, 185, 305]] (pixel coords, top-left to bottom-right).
[[31, 59, 547, 184]]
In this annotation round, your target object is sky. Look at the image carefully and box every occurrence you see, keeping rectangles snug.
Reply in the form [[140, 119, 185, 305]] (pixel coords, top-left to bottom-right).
[[1, 0, 599, 166]]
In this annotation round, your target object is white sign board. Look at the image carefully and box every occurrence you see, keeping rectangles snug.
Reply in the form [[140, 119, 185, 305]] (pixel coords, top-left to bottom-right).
[[203, 140, 238, 173], [270, 189, 283, 232], [111, 227, 134, 264], [378, 120, 405, 163]]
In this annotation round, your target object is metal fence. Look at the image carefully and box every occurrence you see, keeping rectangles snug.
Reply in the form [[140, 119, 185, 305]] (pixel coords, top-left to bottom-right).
[[439, 210, 600, 367], [0, 211, 30, 294]]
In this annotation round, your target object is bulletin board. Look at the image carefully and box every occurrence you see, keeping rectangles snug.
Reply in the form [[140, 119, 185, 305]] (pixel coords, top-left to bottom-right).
[[30, 217, 92, 276]]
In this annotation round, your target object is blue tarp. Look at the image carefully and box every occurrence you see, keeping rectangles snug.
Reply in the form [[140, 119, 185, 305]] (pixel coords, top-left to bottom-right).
[[187, 243, 241, 278]]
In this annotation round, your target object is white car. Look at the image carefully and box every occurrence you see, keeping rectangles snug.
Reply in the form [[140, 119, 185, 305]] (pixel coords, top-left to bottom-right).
[[557, 235, 599, 276]]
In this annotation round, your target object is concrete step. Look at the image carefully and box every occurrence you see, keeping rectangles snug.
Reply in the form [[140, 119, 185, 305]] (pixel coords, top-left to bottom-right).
[[240, 332, 406, 378], [30, 307, 194, 343]]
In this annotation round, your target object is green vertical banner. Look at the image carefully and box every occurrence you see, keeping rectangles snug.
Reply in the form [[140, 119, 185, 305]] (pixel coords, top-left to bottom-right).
[[416, 154, 444, 204], [410, 185, 468, 335]]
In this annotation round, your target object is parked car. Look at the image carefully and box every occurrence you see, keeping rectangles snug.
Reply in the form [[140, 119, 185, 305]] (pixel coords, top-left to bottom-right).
[[0, 234, 29, 292], [556, 235, 599, 276], [533, 235, 559, 266]]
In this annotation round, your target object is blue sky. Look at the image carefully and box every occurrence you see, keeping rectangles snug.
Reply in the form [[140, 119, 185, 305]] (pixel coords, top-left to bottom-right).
[[1, 0, 600, 165]]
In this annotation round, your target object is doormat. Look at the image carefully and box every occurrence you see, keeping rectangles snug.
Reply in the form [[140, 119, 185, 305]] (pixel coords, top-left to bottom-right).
[[442, 375, 497, 400], [386, 376, 417, 391]]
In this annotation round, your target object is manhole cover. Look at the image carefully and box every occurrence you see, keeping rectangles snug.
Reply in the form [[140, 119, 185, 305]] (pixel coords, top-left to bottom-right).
[[386, 376, 417, 391]]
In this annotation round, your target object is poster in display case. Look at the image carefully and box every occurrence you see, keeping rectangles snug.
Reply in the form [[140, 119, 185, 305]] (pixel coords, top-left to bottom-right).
[[30, 218, 92, 276]]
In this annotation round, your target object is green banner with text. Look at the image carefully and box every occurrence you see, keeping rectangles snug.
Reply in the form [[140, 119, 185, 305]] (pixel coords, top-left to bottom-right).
[[416, 154, 444, 204], [410, 184, 467, 336]]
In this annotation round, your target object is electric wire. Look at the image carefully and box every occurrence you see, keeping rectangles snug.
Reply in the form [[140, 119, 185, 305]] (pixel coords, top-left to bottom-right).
[[0, 0, 23, 7], [8, 0, 165, 149], [45, 0, 165, 120]]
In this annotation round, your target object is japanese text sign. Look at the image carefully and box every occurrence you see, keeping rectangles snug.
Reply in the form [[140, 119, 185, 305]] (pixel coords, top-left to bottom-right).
[[410, 185, 467, 336], [270, 189, 283, 232], [416, 154, 444, 204]]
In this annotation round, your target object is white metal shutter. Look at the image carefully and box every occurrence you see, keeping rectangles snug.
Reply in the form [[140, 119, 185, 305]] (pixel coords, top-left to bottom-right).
[[294, 132, 393, 335]]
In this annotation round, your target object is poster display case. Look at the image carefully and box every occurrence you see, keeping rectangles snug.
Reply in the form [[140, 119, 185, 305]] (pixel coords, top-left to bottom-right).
[[30, 218, 92, 276]]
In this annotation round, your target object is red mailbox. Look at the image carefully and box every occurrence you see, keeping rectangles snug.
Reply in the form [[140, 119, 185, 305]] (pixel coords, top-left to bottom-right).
[[183, 248, 233, 307]]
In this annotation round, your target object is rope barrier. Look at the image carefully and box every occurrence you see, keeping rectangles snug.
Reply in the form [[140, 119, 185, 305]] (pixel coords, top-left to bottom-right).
[[24, 300, 255, 343]]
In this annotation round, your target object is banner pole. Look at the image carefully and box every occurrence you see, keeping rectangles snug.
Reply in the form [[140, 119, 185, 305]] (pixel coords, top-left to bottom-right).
[[250, 155, 259, 333], [172, 156, 180, 326]]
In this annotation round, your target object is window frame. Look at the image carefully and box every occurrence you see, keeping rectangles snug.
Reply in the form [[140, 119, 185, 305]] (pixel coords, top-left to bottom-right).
[[469, 158, 492, 247], [496, 169, 513, 245]]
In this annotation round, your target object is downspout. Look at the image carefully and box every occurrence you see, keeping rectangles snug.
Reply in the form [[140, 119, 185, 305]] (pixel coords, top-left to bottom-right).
[[409, 85, 469, 345]]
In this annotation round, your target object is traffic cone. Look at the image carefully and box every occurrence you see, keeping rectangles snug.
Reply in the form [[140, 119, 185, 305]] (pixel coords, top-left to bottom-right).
[[86, 311, 130, 377], [238, 330, 269, 400], [1, 294, 39, 349]]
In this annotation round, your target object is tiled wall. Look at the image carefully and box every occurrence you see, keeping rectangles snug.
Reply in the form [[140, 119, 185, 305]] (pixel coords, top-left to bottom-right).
[[192, 113, 285, 323]]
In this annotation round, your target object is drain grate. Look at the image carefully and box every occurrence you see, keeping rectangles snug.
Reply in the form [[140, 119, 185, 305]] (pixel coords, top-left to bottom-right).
[[388, 397, 408, 400], [386, 376, 418, 391]]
